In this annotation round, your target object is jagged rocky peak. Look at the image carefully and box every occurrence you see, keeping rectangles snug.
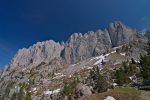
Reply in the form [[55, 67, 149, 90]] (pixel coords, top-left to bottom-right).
[[62, 29, 112, 64], [61, 21, 146, 64], [6, 21, 147, 67], [10, 40, 64, 68], [106, 21, 139, 47], [108, 21, 128, 29], [67, 32, 83, 43]]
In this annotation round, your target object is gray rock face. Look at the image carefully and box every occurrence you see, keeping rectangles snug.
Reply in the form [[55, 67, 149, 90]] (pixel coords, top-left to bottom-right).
[[61, 31, 112, 64], [10, 40, 64, 67], [106, 21, 138, 47], [61, 21, 144, 64], [76, 83, 92, 96], [7, 21, 146, 68]]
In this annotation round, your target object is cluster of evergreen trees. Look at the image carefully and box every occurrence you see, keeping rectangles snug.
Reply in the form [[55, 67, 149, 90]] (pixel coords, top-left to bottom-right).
[[115, 41, 150, 86], [63, 77, 80, 96], [11, 91, 31, 100], [63, 80, 77, 96], [115, 61, 137, 85], [7, 83, 31, 100], [140, 41, 150, 81], [89, 66, 108, 93], [63, 66, 109, 97]]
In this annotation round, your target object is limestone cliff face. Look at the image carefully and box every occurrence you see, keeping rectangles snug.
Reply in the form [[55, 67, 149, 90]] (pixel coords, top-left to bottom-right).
[[106, 21, 139, 47], [10, 40, 64, 67], [61, 21, 144, 64], [61, 30, 112, 64], [8, 21, 146, 67]]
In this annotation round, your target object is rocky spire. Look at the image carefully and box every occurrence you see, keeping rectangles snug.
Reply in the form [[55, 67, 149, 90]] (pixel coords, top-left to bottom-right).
[[106, 21, 137, 47]]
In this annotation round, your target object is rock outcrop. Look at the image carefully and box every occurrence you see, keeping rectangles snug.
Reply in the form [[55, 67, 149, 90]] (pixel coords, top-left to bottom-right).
[[61, 30, 111, 64], [0, 21, 149, 100], [76, 83, 92, 96], [106, 21, 139, 47], [61, 21, 145, 64], [6, 21, 147, 68], [9, 40, 64, 68]]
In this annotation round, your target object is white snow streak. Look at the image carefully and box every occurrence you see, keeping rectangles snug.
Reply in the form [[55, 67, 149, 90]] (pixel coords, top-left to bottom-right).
[[104, 96, 116, 100], [44, 88, 61, 95]]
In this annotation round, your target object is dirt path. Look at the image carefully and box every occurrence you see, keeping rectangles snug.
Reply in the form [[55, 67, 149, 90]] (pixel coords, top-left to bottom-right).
[[140, 91, 150, 100]]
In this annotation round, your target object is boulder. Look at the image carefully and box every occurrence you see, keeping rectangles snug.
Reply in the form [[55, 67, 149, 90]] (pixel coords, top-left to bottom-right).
[[76, 83, 92, 96]]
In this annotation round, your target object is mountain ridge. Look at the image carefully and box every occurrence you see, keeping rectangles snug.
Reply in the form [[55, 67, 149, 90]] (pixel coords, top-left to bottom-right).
[[4, 21, 147, 70], [0, 21, 149, 100]]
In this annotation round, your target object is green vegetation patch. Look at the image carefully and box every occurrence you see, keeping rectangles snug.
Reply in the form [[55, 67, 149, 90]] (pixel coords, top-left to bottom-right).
[[81, 87, 142, 100]]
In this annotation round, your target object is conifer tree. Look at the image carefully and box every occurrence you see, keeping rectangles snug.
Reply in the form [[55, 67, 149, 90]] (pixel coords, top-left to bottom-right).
[[140, 41, 150, 81]]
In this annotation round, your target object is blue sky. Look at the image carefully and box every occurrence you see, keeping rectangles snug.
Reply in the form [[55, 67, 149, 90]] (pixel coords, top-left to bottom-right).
[[0, 0, 150, 69]]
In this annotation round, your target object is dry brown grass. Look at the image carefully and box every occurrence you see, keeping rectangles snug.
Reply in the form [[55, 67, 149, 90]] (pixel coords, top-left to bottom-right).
[[79, 88, 142, 100], [108, 53, 127, 62]]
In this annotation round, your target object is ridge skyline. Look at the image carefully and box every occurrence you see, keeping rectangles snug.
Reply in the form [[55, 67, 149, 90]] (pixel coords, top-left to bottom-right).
[[1, 21, 147, 70]]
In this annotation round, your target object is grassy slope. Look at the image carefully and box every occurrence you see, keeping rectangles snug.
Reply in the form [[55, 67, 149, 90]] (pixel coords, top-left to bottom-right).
[[80, 87, 150, 100]]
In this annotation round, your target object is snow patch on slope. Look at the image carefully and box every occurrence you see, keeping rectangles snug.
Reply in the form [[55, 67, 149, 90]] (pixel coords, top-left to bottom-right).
[[94, 55, 105, 65], [104, 96, 116, 100], [44, 88, 61, 95], [120, 53, 126, 56], [93, 50, 116, 66]]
